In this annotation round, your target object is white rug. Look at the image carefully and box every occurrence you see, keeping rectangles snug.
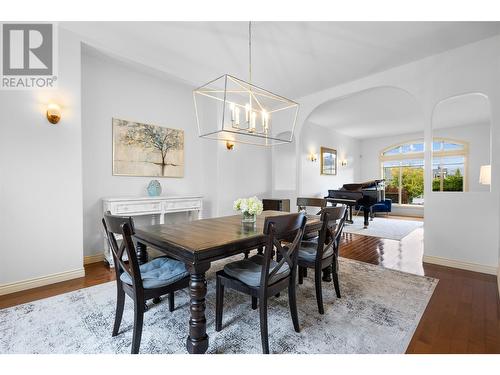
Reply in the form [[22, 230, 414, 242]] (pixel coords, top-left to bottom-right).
[[0, 257, 437, 354], [0, 256, 438, 353], [343, 216, 423, 241]]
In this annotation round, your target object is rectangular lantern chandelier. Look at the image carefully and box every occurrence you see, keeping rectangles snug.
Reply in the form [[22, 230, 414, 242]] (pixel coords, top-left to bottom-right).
[[193, 23, 299, 146]]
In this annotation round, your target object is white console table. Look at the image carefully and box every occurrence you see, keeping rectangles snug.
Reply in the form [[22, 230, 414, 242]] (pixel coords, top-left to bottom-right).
[[102, 195, 203, 267]]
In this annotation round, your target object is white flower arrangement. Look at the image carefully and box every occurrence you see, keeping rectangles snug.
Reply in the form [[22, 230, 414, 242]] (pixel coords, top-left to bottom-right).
[[233, 196, 263, 216]]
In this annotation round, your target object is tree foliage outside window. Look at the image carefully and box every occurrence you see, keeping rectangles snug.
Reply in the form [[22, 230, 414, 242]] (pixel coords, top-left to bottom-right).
[[386, 167, 424, 204], [432, 169, 463, 191]]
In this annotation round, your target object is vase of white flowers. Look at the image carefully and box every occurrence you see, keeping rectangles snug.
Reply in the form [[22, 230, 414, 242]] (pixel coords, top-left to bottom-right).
[[233, 196, 263, 223]]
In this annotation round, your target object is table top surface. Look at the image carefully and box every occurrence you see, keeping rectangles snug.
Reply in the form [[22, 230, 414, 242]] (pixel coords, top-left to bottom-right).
[[134, 210, 321, 256]]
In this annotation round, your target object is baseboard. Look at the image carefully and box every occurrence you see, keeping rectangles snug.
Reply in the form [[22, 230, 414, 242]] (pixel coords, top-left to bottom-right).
[[497, 263, 500, 298], [0, 268, 85, 296], [423, 255, 497, 275], [84, 253, 105, 265]]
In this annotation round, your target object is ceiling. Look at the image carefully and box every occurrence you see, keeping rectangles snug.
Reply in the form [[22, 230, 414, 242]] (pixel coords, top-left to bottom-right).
[[307, 88, 492, 139], [307, 87, 422, 139], [433, 94, 491, 130], [62, 21, 500, 99]]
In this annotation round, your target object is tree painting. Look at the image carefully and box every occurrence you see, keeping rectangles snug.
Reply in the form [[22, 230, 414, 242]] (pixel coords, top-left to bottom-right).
[[112, 118, 184, 177]]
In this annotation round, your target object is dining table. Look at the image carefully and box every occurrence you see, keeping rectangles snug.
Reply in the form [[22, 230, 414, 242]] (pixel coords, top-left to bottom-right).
[[133, 210, 322, 354]]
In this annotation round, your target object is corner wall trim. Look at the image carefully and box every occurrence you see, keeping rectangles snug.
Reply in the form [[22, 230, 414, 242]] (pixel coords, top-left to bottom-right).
[[84, 253, 105, 265], [497, 263, 500, 298], [423, 255, 497, 275], [0, 268, 85, 296]]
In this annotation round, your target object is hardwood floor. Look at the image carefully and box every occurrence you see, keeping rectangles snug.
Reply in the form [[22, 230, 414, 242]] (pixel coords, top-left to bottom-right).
[[0, 218, 499, 353], [339, 226, 500, 354]]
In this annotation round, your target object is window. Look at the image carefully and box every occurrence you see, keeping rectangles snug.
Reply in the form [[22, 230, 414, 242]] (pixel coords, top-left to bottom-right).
[[432, 139, 468, 192], [380, 139, 468, 206]]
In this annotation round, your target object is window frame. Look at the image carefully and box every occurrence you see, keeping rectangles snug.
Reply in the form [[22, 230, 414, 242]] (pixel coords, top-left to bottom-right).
[[379, 138, 469, 206]]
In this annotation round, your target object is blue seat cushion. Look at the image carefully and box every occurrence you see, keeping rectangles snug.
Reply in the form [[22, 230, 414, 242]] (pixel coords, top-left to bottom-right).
[[120, 257, 188, 289], [223, 254, 290, 287], [298, 241, 334, 262]]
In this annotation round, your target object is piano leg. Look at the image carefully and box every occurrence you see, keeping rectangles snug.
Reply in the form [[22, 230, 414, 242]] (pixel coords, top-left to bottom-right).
[[363, 208, 369, 228], [346, 205, 354, 224]]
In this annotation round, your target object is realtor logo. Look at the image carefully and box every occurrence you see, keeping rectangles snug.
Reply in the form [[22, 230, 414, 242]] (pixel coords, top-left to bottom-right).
[[1, 23, 57, 89]]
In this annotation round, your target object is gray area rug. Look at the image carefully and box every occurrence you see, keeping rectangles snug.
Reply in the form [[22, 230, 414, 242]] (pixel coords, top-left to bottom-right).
[[0, 257, 437, 354], [343, 216, 423, 241]]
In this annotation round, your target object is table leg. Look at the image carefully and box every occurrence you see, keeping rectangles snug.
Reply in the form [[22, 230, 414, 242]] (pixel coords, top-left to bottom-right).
[[136, 242, 148, 265], [186, 263, 210, 354]]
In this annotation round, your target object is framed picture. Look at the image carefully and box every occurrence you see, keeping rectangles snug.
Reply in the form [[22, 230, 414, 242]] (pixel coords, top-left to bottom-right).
[[112, 118, 184, 177], [320, 147, 337, 175]]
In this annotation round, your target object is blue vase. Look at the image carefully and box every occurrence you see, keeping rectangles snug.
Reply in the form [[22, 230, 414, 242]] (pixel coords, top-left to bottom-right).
[[147, 180, 162, 196]]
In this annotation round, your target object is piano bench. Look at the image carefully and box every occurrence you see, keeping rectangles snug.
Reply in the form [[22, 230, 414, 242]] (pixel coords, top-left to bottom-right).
[[371, 199, 392, 215]]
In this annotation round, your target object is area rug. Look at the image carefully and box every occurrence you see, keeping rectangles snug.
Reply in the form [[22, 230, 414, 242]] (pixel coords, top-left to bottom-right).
[[0, 257, 437, 354], [343, 216, 423, 241]]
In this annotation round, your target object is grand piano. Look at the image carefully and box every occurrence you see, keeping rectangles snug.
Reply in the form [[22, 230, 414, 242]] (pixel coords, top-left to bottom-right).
[[324, 179, 385, 228]]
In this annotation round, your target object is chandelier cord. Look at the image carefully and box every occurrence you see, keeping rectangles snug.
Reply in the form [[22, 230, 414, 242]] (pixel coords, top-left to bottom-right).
[[249, 21, 252, 84]]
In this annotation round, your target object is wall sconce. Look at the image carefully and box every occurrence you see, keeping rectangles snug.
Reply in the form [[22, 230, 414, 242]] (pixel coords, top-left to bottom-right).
[[308, 152, 317, 162], [341, 159, 348, 167], [226, 141, 235, 151], [46, 103, 61, 124]]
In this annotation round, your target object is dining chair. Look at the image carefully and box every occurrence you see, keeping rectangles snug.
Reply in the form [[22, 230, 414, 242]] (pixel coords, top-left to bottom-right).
[[215, 212, 307, 354], [297, 205, 347, 315], [296, 197, 326, 242], [102, 212, 190, 354]]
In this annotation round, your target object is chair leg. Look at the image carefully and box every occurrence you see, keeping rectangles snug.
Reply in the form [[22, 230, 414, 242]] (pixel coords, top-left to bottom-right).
[[168, 292, 175, 312], [112, 287, 125, 337], [303, 268, 308, 278], [259, 296, 269, 354], [288, 278, 300, 333], [332, 258, 341, 298], [298, 267, 304, 285], [252, 296, 258, 310], [215, 278, 224, 332], [314, 268, 324, 315], [131, 299, 145, 354]]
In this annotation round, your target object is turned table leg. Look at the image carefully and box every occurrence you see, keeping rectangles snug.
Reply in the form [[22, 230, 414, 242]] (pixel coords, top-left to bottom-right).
[[136, 242, 148, 265], [186, 263, 210, 354]]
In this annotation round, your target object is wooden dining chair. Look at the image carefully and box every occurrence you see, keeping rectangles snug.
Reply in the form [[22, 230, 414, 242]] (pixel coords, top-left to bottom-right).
[[297, 205, 347, 314], [215, 212, 307, 354], [102, 212, 190, 354], [296, 197, 326, 241], [296, 197, 326, 214]]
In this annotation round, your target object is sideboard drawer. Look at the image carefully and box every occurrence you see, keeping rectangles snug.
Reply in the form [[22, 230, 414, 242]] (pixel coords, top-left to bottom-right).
[[113, 201, 163, 214], [164, 199, 201, 211]]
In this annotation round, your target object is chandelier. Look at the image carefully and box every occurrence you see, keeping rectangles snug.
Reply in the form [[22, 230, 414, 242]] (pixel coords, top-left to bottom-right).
[[193, 22, 299, 146]]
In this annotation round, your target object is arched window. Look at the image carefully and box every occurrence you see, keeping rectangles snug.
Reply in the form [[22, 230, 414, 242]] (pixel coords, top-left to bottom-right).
[[379, 139, 468, 206], [431, 138, 468, 193]]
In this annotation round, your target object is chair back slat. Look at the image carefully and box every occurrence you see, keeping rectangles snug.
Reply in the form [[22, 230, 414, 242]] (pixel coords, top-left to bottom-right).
[[102, 211, 143, 289], [260, 213, 307, 288], [296, 197, 326, 214], [314, 205, 347, 262]]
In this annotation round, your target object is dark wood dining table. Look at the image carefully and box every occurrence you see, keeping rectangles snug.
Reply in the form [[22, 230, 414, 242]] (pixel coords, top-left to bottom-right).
[[133, 210, 321, 354]]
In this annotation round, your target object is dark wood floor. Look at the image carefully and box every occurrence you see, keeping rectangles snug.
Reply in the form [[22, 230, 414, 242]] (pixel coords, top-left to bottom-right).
[[1, 221, 499, 353]]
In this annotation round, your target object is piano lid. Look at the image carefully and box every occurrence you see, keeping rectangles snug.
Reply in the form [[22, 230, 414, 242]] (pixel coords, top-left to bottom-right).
[[339, 179, 384, 192]]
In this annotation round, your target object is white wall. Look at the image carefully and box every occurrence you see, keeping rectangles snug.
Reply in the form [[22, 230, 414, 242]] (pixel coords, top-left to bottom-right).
[[300, 122, 361, 199], [216, 142, 272, 216], [0, 29, 84, 287], [289, 35, 500, 272], [81, 47, 205, 256], [82, 46, 273, 256]]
